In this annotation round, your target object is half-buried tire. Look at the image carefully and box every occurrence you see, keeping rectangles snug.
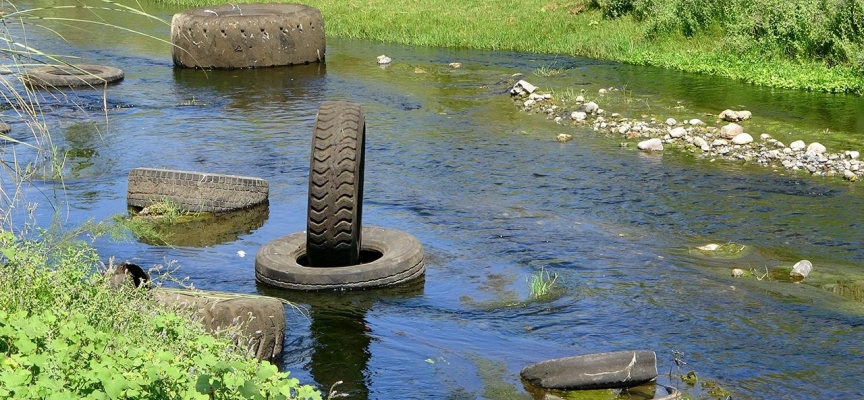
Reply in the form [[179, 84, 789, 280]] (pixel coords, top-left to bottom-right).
[[306, 101, 365, 267], [255, 227, 425, 291], [25, 64, 124, 88]]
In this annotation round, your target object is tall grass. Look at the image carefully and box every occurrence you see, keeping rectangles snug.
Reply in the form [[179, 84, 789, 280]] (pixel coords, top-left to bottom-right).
[[159, 0, 864, 93]]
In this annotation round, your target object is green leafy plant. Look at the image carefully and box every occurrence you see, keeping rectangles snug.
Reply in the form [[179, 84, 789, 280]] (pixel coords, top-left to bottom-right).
[[0, 229, 322, 399]]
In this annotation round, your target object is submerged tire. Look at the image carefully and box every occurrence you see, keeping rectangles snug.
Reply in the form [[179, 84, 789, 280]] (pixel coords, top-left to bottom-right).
[[171, 3, 325, 69], [256, 227, 425, 291], [127, 168, 269, 213], [306, 101, 366, 267], [25, 64, 124, 88]]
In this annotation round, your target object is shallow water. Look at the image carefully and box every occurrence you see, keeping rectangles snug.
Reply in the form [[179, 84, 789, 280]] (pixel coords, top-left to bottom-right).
[[4, 1, 864, 398]]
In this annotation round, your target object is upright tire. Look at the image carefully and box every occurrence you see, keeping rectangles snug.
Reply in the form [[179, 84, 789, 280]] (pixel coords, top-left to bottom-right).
[[306, 101, 365, 267]]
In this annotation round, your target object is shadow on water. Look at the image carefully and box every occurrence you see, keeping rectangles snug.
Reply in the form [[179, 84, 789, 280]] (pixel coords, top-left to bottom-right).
[[257, 278, 426, 399]]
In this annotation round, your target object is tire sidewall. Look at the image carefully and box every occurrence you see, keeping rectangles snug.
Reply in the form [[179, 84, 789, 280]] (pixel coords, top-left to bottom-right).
[[256, 227, 425, 290], [26, 64, 124, 88]]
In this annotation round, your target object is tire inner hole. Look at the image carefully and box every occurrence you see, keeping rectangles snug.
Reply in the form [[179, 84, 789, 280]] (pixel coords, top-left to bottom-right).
[[296, 249, 383, 267]]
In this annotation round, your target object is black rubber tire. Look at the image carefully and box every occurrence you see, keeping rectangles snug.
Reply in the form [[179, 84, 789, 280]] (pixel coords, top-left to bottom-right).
[[306, 101, 366, 268], [171, 3, 325, 69], [127, 168, 269, 213], [24, 64, 124, 88], [153, 289, 286, 361], [255, 227, 425, 291]]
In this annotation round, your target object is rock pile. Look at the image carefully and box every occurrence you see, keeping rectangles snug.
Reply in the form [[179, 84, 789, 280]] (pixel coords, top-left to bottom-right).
[[510, 82, 863, 182]]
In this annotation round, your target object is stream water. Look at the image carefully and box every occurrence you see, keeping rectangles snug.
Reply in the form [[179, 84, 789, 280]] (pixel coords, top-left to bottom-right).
[[4, 1, 864, 398]]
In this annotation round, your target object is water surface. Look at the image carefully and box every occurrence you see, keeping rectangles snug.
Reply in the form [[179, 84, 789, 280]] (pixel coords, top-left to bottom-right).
[[4, 2, 864, 398]]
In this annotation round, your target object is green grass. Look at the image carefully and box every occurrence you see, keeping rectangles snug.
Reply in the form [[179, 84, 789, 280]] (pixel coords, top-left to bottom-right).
[[527, 267, 559, 299], [158, 0, 864, 94]]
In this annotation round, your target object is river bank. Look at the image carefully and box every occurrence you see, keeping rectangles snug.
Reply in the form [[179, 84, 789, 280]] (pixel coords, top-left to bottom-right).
[[159, 0, 864, 94]]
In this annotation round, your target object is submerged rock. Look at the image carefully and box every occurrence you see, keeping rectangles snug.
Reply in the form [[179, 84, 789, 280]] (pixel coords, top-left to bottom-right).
[[637, 138, 663, 151]]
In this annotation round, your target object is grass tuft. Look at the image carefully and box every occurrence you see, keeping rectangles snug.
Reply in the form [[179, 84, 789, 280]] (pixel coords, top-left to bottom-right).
[[528, 267, 559, 299]]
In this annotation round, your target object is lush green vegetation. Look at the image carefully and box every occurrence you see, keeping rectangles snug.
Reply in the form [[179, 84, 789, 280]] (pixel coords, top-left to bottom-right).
[[162, 0, 864, 94], [0, 232, 321, 399]]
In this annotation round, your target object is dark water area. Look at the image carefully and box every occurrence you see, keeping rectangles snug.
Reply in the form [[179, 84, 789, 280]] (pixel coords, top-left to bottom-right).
[[4, 1, 864, 398]]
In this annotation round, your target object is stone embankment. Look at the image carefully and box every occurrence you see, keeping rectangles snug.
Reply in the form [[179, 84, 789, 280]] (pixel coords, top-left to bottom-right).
[[509, 79, 862, 182]]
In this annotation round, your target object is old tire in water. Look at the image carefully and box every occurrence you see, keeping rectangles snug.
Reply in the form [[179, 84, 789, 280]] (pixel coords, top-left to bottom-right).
[[153, 289, 286, 361], [24, 64, 124, 88], [127, 168, 269, 213], [255, 227, 425, 291], [171, 3, 325, 69], [306, 101, 365, 267], [521, 350, 658, 391]]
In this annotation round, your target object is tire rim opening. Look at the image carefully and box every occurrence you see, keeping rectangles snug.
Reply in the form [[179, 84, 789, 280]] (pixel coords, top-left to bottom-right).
[[296, 249, 383, 267]]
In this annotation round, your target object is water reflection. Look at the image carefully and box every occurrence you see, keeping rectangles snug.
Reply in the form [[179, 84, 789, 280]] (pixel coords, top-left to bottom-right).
[[258, 278, 425, 399], [171, 62, 327, 109]]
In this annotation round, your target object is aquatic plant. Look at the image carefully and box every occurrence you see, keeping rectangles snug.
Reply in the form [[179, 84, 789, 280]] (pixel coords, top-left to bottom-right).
[[528, 267, 559, 299]]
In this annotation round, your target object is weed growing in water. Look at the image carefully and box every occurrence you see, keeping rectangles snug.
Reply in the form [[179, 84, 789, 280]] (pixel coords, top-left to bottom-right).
[[528, 267, 559, 299], [534, 65, 565, 77]]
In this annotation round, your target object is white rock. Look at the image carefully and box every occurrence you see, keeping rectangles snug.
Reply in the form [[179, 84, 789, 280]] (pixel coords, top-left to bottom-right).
[[376, 54, 392, 65], [557, 133, 573, 143], [513, 80, 536, 94], [688, 119, 705, 126], [807, 142, 827, 154], [523, 99, 535, 107], [571, 111, 587, 121], [731, 133, 754, 145], [669, 127, 687, 138], [618, 124, 632, 135], [584, 102, 599, 114], [554, 116, 562, 124], [598, 88, 607, 95], [543, 93, 552, 99], [575, 95, 585, 103], [529, 93, 544, 100], [637, 138, 663, 151], [665, 118, 677, 126], [737, 110, 752, 121], [712, 139, 728, 147], [448, 62, 462, 68], [760, 134, 773, 141], [844, 170, 858, 181], [719, 123, 743, 139], [693, 137, 709, 151], [790, 140, 806, 151], [847, 151, 860, 159], [731, 268, 745, 278]]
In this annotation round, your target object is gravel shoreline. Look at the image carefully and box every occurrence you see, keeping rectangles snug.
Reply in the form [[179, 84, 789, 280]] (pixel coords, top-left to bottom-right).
[[509, 79, 862, 182]]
